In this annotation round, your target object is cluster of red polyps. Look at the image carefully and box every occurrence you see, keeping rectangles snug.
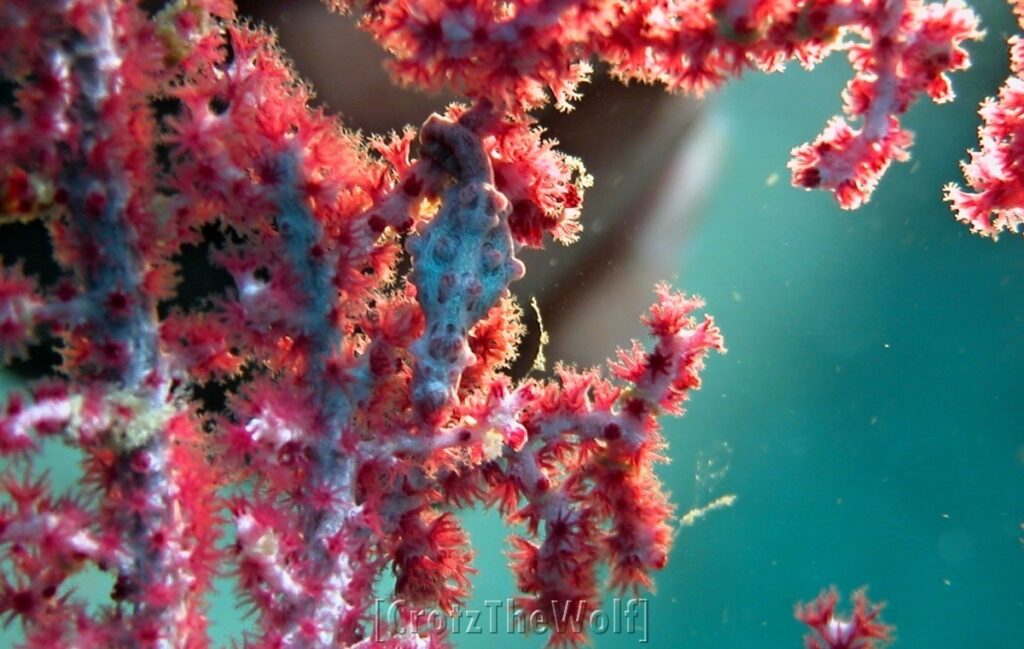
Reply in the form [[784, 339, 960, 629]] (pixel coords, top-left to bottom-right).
[[946, 0, 1024, 237], [338, 0, 980, 209], [797, 588, 894, 649]]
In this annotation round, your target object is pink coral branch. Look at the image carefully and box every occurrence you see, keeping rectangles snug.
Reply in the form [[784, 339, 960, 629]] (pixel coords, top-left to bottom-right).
[[338, 0, 981, 208], [797, 588, 894, 649], [946, 0, 1024, 236]]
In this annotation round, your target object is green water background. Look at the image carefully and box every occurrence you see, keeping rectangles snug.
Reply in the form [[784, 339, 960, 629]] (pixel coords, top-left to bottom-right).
[[2, 0, 1023, 646]]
